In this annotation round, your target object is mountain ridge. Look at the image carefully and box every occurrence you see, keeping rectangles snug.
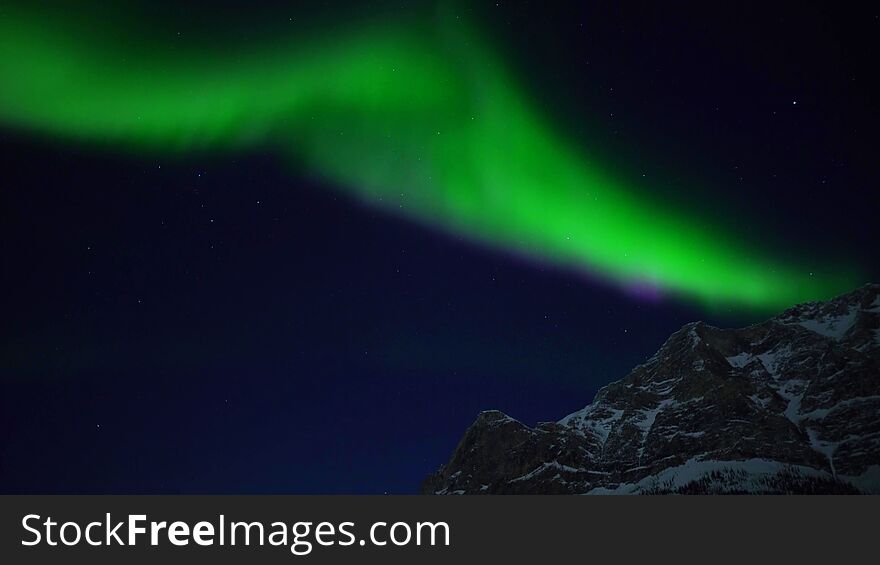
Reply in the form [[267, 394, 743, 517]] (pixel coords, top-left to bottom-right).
[[424, 283, 880, 494]]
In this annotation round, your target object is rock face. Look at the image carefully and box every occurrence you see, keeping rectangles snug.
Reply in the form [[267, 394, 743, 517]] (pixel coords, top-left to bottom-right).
[[424, 284, 880, 494]]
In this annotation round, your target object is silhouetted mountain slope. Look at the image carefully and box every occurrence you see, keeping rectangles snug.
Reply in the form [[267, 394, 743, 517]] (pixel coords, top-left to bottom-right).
[[425, 284, 880, 494]]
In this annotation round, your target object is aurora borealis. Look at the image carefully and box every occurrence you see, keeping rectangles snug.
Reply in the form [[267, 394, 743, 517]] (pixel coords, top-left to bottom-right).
[[0, 4, 860, 310], [2, 0, 878, 496]]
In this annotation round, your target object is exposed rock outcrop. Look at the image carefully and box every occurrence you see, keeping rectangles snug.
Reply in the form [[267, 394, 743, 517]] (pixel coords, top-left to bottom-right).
[[425, 284, 880, 494]]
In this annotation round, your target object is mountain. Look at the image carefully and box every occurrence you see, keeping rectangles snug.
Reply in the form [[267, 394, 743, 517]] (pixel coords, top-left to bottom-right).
[[424, 284, 880, 494]]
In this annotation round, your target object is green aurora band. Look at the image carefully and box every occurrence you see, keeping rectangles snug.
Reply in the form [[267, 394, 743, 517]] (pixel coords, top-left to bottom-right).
[[0, 7, 859, 311]]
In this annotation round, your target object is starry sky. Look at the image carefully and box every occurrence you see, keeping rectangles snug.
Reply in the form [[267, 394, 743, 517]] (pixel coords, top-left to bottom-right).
[[1, 1, 878, 493]]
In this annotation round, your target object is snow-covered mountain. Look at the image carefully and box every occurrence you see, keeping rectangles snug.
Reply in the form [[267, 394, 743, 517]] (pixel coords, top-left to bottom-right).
[[424, 284, 880, 494]]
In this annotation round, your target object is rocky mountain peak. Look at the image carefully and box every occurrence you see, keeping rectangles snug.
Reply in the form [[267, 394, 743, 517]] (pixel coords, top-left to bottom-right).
[[424, 284, 880, 494]]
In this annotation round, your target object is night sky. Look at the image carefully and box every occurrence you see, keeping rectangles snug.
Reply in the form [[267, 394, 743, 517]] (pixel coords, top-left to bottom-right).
[[1, 1, 878, 493]]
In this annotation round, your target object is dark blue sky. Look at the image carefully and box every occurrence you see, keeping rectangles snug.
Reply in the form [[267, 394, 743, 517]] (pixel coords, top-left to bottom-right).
[[1, 1, 878, 493]]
